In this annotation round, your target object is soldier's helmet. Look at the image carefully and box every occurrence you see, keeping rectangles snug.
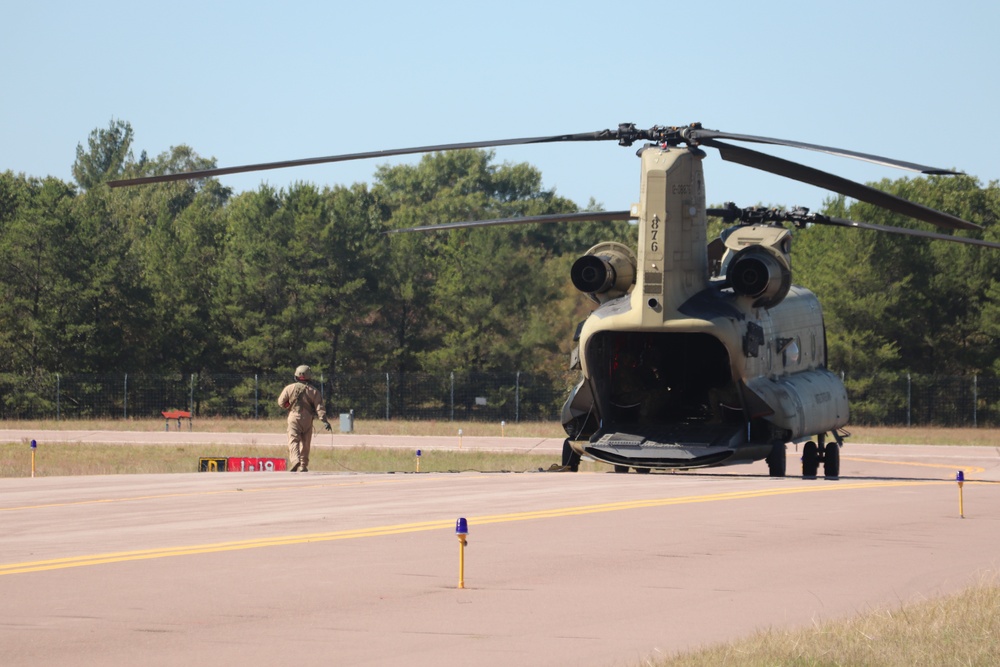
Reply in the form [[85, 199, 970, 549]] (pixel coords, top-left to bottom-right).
[[295, 365, 312, 381]]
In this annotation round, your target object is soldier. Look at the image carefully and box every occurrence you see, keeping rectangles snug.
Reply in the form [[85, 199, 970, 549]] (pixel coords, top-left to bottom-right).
[[277, 365, 332, 472]]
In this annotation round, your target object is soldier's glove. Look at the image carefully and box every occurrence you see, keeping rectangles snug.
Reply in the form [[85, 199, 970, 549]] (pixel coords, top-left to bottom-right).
[[323, 420, 332, 432]]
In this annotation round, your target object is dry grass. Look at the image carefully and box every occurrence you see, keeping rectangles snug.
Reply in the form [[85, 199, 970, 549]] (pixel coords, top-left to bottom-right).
[[0, 442, 601, 477], [2, 420, 996, 478], [650, 578, 1000, 666], [845, 426, 1000, 447], [1, 419, 996, 478]]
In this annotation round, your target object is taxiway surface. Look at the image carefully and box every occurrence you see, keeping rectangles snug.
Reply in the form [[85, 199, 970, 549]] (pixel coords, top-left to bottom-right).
[[1, 433, 999, 666]]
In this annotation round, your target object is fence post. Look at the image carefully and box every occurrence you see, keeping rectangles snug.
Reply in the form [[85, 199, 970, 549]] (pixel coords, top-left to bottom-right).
[[386, 372, 391, 420], [450, 372, 455, 422], [515, 371, 521, 423], [906, 373, 911, 427], [189, 373, 195, 415], [124, 373, 128, 419], [973, 374, 978, 428], [56, 373, 61, 421], [254, 373, 259, 419]]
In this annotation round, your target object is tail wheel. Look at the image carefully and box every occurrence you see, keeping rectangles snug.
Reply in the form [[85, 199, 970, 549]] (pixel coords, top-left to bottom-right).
[[614, 465, 630, 474], [824, 442, 840, 478], [802, 441, 819, 478]]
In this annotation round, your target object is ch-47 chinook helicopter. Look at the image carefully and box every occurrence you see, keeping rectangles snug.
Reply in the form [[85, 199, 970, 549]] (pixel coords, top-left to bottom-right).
[[109, 122, 1000, 478]]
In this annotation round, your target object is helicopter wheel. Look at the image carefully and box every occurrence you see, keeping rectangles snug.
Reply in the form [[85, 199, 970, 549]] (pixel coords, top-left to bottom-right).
[[614, 465, 630, 474], [634, 466, 651, 474], [824, 442, 840, 479], [802, 441, 819, 478], [765, 443, 786, 477]]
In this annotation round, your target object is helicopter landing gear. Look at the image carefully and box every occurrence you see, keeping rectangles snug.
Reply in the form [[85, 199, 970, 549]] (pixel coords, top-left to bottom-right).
[[800, 434, 841, 479], [801, 441, 820, 478], [765, 442, 786, 477], [614, 465, 630, 474], [824, 441, 840, 479]]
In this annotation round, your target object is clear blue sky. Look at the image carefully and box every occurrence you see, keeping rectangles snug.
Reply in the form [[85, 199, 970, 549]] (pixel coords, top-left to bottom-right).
[[4, 0, 998, 216]]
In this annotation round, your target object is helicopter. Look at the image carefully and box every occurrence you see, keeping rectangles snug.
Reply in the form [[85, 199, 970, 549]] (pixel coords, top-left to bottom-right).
[[109, 122, 1000, 478]]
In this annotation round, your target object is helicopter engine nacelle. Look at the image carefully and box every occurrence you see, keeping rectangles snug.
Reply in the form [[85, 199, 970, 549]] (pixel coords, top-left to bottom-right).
[[727, 244, 791, 309], [571, 242, 636, 304]]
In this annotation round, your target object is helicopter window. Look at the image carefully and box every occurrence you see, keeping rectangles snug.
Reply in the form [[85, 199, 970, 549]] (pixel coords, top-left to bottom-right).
[[784, 338, 801, 366]]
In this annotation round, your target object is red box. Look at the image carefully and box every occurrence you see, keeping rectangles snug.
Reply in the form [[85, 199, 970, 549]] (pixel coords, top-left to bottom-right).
[[226, 457, 287, 472]]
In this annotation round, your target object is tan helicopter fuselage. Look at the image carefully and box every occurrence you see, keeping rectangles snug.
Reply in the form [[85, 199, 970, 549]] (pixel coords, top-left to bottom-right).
[[564, 146, 849, 470]]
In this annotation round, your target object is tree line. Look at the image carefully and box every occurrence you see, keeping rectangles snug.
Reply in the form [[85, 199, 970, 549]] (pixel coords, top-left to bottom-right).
[[2, 119, 999, 397], [1, 120, 632, 383]]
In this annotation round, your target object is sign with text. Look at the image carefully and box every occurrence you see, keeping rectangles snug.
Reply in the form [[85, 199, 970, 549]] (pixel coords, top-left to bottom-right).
[[225, 457, 287, 472], [199, 457, 228, 472], [199, 457, 287, 472]]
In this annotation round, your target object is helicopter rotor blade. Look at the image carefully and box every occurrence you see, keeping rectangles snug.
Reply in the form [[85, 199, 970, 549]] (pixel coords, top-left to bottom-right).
[[700, 138, 981, 232], [810, 215, 1000, 249], [689, 128, 961, 175], [707, 203, 999, 249], [106, 130, 619, 188], [387, 210, 634, 234], [107, 121, 970, 195]]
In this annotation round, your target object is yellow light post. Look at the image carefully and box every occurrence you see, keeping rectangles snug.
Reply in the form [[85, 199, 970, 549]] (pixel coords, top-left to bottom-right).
[[957, 470, 965, 518], [416, 449, 421, 473], [30, 439, 37, 478], [455, 518, 468, 589]]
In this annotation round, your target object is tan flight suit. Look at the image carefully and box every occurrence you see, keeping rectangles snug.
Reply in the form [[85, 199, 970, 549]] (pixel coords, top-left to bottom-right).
[[278, 381, 328, 472]]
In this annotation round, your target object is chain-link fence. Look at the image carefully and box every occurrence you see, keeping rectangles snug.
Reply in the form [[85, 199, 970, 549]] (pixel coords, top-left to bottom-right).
[[0, 371, 581, 422], [1, 370, 998, 426], [843, 373, 1000, 427]]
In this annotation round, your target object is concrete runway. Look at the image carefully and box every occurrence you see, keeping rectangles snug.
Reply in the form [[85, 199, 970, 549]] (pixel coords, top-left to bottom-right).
[[2, 432, 999, 666]]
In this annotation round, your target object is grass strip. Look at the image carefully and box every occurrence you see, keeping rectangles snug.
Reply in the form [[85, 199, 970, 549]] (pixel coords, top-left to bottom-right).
[[0, 442, 596, 477], [652, 579, 1000, 666]]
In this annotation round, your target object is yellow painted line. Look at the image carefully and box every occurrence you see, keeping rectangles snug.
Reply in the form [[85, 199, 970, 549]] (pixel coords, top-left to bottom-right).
[[0, 520, 456, 575], [0, 477, 411, 513], [4, 454, 980, 514], [0, 479, 934, 576], [471, 480, 934, 524], [843, 457, 986, 475]]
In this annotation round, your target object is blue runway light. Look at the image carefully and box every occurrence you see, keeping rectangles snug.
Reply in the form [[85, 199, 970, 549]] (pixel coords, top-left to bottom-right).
[[30, 439, 37, 449], [416, 449, 422, 457], [957, 470, 965, 483], [455, 517, 468, 535]]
